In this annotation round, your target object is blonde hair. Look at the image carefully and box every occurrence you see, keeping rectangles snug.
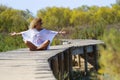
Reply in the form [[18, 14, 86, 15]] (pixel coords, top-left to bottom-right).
[[29, 18, 42, 29]]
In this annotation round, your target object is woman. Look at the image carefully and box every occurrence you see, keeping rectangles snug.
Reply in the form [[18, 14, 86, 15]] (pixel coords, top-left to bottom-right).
[[10, 18, 65, 51]]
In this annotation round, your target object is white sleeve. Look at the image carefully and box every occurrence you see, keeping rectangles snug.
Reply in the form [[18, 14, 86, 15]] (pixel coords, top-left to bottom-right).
[[21, 30, 31, 42]]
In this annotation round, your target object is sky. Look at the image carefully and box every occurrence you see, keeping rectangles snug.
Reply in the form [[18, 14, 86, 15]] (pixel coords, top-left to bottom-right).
[[0, 0, 116, 16]]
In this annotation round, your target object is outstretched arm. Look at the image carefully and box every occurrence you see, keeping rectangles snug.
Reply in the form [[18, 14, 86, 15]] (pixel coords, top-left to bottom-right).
[[10, 32, 22, 36], [58, 31, 67, 35]]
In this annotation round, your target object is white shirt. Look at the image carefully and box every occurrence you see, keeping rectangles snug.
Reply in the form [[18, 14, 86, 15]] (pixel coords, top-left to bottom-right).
[[21, 29, 58, 48]]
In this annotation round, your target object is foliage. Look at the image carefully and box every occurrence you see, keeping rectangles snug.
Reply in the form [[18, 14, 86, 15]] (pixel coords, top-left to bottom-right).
[[0, 34, 26, 52], [0, 4, 120, 52], [116, 0, 120, 5], [99, 29, 120, 80], [37, 7, 71, 30], [37, 5, 120, 39], [0, 5, 33, 52], [51, 38, 61, 46]]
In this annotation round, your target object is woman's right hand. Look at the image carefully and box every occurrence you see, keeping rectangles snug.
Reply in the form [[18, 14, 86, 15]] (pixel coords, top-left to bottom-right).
[[10, 32, 17, 36]]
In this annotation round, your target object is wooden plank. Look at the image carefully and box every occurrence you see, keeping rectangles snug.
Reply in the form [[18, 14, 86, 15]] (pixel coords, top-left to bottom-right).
[[0, 51, 56, 80]]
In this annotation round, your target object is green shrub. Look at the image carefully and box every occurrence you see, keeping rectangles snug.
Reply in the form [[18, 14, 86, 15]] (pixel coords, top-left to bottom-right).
[[99, 28, 120, 80], [0, 34, 26, 52]]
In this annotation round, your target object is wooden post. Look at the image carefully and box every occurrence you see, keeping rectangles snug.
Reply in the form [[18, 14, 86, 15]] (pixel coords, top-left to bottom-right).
[[58, 53, 64, 80], [50, 56, 59, 79], [69, 48, 73, 80], [83, 46, 88, 75], [61, 53, 64, 79], [93, 45, 98, 71], [64, 50, 69, 80], [78, 54, 81, 68]]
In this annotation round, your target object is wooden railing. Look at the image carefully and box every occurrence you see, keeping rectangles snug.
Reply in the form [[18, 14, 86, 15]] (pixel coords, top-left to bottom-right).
[[48, 47, 72, 80], [48, 39, 104, 80]]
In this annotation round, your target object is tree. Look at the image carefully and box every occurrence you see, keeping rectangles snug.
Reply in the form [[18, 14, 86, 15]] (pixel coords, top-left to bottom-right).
[[99, 29, 120, 80], [0, 8, 30, 32], [0, 5, 8, 13], [116, 0, 120, 5], [37, 7, 71, 30]]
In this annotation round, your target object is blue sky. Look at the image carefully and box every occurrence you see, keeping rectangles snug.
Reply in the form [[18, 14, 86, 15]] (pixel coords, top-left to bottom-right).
[[0, 0, 116, 15]]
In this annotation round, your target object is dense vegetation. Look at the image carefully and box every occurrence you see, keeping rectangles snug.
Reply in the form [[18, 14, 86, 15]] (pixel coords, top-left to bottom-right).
[[0, 4, 120, 52], [0, 5, 34, 51], [98, 29, 120, 80], [0, 3, 120, 80]]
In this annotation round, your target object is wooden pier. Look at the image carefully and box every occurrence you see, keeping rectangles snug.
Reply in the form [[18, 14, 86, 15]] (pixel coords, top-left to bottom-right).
[[0, 39, 103, 80]]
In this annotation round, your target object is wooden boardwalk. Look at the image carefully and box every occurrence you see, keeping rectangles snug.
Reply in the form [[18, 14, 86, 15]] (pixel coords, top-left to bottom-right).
[[0, 39, 103, 80]]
